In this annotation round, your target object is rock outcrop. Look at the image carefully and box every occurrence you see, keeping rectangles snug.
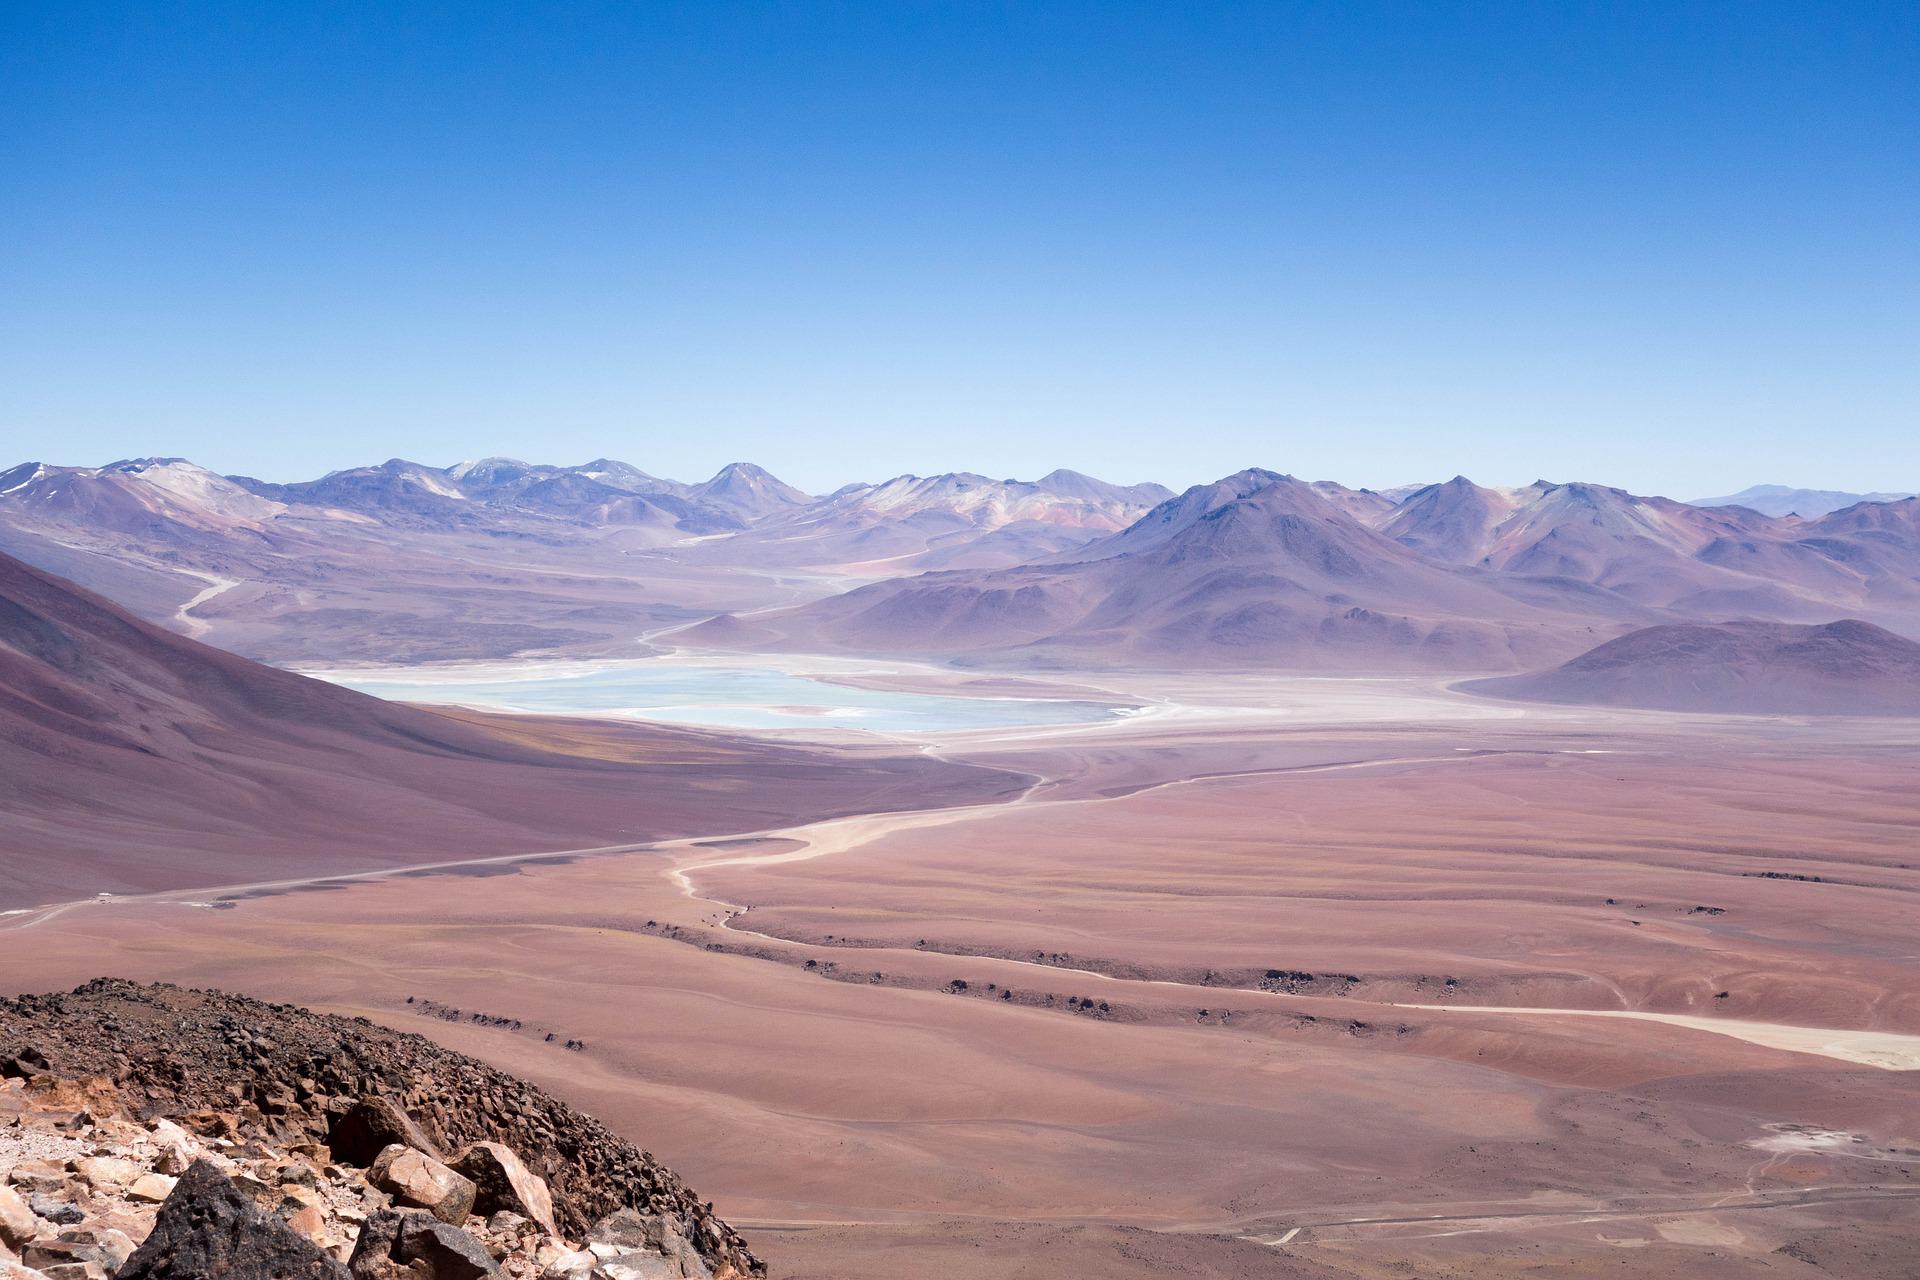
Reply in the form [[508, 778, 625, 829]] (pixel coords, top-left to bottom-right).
[[115, 1161, 348, 1280], [0, 981, 760, 1280]]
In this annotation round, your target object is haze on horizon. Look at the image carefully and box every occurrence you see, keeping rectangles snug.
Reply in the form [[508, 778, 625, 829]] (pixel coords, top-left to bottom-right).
[[4, 2, 1916, 497]]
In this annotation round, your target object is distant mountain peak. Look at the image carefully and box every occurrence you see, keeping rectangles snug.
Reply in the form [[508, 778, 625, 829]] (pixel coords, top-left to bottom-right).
[[102, 456, 195, 473], [698, 461, 764, 486], [1220, 466, 1291, 490], [708, 460, 784, 481], [447, 456, 534, 480], [1690, 484, 1917, 518], [687, 462, 813, 517], [0, 462, 48, 494]]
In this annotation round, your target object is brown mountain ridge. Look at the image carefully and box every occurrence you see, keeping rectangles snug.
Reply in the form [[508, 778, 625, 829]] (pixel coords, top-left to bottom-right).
[[0, 549, 1009, 906], [1459, 618, 1920, 715]]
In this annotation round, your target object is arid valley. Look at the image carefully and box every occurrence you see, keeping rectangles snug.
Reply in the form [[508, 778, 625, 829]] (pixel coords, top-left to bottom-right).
[[6, 618, 1918, 1276]]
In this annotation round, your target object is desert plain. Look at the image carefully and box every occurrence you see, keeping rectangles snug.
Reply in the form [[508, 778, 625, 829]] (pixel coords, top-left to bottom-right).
[[4, 661, 1917, 1279]]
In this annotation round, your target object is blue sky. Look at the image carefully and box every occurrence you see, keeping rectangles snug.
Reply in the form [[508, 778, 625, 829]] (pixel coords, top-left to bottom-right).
[[3, 2, 1914, 497]]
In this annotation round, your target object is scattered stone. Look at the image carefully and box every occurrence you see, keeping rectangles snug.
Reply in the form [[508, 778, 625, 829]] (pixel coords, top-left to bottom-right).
[[101, 1230, 142, 1269], [32, 1229, 135, 1274], [277, 1160, 321, 1189], [67, 1158, 139, 1191], [281, 1186, 327, 1213], [37, 1264, 100, 1280], [19, 1244, 98, 1275], [284, 1203, 327, 1242], [0, 1188, 43, 1251], [2, 981, 765, 1277], [25, 1202, 80, 1228], [394, 1218, 503, 1280], [344, 1210, 405, 1280], [127, 1174, 179, 1204], [148, 1123, 201, 1177], [7, 1166, 65, 1196]]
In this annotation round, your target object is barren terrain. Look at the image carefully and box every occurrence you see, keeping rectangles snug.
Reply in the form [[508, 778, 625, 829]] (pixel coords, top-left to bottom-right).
[[4, 672, 1917, 1277]]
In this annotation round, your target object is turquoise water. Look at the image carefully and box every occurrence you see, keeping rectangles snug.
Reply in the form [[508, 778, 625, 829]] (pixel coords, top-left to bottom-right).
[[326, 661, 1126, 733]]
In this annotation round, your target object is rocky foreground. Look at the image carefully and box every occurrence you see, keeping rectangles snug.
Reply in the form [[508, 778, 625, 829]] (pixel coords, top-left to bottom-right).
[[0, 980, 759, 1280]]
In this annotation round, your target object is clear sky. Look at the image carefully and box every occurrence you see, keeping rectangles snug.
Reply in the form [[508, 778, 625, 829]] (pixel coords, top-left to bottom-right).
[[3, 2, 1915, 498]]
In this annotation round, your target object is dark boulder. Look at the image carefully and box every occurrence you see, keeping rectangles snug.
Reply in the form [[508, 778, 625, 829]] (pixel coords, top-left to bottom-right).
[[448, 1144, 555, 1236], [0, 1046, 50, 1078], [343, 1210, 407, 1280], [392, 1218, 502, 1280], [327, 1098, 442, 1167], [348, 1210, 500, 1280], [115, 1160, 349, 1280]]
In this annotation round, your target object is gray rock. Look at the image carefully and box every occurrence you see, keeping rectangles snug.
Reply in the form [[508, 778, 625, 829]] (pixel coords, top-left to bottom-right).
[[114, 1161, 349, 1280], [591, 1258, 681, 1280], [36, 1230, 135, 1274], [343, 1210, 407, 1280], [584, 1213, 708, 1280], [24, 1202, 80, 1228], [584, 1212, 660, 1254], [349, 1211, 501, 1280], [393, 1218, 502, 1280]]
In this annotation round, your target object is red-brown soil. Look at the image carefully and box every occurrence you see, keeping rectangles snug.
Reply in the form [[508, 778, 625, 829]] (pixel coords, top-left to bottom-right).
[[3, 685, 1916, 1277]]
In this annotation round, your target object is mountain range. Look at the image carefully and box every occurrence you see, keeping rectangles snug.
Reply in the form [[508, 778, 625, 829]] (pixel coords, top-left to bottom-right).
[[0, 456, 1170, 558], [696, 471, 1920, 670], [2, 456, 1917, 673], [0, 457, 1178, 663]]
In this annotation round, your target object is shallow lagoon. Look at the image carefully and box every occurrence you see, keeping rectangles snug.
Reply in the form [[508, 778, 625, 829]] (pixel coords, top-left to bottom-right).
[[322, 659, 1128, 733]]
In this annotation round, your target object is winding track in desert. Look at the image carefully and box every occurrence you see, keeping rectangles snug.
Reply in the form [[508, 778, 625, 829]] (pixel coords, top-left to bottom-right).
[[171, 569, 241, 637], [9, 683, 1918, 1080], [659, 736, 1920, 1073]]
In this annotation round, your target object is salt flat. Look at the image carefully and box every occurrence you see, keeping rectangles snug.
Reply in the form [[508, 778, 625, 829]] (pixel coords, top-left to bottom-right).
[[306, 652, 1133, 733]]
